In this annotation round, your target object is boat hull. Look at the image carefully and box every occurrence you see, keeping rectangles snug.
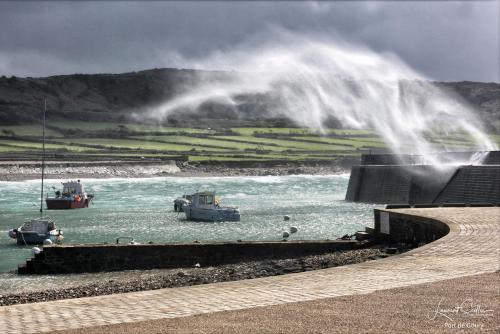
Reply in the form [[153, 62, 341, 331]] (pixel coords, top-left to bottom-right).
[[46, 198, 90, 210], [16, 232, 58, 245], [183, 206, 240, 222]]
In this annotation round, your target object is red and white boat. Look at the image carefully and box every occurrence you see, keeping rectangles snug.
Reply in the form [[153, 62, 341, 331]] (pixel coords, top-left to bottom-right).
[[46, 180, 94, 209]]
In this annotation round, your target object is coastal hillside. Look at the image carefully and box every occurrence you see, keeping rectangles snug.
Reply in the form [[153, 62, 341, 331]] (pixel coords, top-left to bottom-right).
[[1, 68, 499, 132]]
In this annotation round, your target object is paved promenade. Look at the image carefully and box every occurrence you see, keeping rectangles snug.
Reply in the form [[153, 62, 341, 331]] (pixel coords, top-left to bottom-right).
[[1, 207, 499, 333]]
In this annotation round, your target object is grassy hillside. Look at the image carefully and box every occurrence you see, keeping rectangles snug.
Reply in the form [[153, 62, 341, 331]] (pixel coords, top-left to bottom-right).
[[1, 69, 499, 132], [1, 122, 496, 163]]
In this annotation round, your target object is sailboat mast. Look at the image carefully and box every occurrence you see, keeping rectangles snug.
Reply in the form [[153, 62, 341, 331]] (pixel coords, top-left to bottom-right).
[[40, 99, 46, 217]]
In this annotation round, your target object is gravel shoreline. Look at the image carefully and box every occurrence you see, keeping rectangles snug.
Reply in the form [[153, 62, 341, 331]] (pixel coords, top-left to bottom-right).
[[0, 247, 400, 306], [0, 161, 348, 181]]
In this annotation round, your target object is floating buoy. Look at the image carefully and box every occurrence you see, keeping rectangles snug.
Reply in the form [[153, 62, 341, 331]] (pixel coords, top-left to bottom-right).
[[43, 239, 53, 245], [194, 263, 201, 268], [282, 231, 290, 239], [290, 226, 298, 234], [32, 247, 41, 255], [283, 215, 290, 221], [8, 229, 17, 239]]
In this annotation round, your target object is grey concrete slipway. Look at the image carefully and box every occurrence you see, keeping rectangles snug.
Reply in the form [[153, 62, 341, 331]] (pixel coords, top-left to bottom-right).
[[0, 207, 499, 334]]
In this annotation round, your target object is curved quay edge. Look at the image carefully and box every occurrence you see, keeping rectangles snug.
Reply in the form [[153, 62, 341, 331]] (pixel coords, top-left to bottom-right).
[[0, 207, 499, 333]]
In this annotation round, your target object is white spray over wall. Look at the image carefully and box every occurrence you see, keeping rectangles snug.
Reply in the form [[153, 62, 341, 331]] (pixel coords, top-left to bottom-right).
[[138, 31, 497, 166]]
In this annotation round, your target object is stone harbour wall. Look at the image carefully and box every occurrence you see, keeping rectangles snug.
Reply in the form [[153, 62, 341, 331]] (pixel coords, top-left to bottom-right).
[[360, 150, 500, 166], [18, 239, 367, 275], [346, 164, 500, 205], [345, 165, 454, 204], [373, 209, 450, 245]]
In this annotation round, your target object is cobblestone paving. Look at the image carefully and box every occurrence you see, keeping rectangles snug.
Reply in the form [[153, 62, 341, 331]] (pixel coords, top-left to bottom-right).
[[1, 208, 498, 333]]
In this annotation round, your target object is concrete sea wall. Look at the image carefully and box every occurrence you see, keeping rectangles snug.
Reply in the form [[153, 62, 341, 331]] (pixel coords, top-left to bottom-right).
[[373, 209, 450, 245], [361, 150, 500, 166], [345, 165, 455, 204], [346, 151, 500, 204], [18, 239, 366, 275], [434, 165, 500, 204]]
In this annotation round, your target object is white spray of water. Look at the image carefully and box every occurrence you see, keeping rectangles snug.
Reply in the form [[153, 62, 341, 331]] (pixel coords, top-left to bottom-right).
[[137, 31, 497, 166]]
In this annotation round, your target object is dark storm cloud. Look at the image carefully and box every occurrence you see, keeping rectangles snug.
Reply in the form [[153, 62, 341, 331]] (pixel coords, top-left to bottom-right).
[[0, 1, 498, 82]]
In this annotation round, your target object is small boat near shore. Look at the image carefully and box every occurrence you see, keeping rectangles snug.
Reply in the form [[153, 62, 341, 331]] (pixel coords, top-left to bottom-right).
[[8, 100, 64, 245], [9, 219, 63, 245], [46, 180, 94, 209], [182, 191, 240, 222], [174, 194, 192, 212]]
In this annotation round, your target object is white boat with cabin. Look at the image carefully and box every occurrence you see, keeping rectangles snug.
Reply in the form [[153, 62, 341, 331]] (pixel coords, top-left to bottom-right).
[[182, 191, 240, 222]]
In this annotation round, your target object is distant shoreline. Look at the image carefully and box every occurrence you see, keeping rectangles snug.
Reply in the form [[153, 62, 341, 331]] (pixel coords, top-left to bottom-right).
[[0, 160, 350, 181]]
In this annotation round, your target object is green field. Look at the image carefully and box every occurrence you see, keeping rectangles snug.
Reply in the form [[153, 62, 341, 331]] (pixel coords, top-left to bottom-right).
[[132, 135, 281, 151], [52, 138, 231, 153], [231, 127, 374, 136], [50, 121, 212, 134], [0, 122, 497, 162], [0, 140, 100, 152], [213, 136, 353, 151], [0, 125, 63, 137]]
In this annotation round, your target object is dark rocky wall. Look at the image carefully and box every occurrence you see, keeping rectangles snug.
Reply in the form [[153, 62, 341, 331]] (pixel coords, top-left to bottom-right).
[[18, 239, 366, 275]]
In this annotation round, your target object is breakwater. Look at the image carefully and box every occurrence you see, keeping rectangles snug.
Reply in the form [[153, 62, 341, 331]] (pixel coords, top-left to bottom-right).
[[346, 151, 500, 204], [373, 209, 450, 245], [360, 150, 500, 166], [18, 240, 368, 274]]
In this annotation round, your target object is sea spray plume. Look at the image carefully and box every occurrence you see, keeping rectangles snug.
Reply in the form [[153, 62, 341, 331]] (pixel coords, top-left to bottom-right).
[[137, 32, 496, 165]]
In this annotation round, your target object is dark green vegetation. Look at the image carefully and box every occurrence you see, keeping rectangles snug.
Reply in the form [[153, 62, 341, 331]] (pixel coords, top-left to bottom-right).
[[1, 68, 499, 131], [0, 68, 302, 129], [1, 122, 496, 163]]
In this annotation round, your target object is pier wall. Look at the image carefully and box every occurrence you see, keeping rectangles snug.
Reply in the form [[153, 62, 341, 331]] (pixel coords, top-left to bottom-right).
[[433, 165, 500, 204], [345, 165, 455, 204], [373, 209, 450, 245], [361, 150, 500, 166], [18, 240, 366, 275], [346, 151, 500, 204]]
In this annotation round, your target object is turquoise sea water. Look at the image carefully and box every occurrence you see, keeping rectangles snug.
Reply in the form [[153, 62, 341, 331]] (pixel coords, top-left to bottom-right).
[[0, 174, 377, 277]]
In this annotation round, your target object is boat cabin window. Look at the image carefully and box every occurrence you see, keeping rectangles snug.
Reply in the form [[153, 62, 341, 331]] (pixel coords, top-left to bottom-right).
[[199, 195, 214, 205], [205, 195, 214, 205], [63, 183, 76, 194], [62, 182, 82, 194]]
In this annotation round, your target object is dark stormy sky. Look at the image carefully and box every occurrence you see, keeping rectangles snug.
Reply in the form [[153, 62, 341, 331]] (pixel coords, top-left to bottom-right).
[[0, 1, 498, 82]]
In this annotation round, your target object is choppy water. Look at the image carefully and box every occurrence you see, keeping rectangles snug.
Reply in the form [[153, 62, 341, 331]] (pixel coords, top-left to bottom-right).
[[0, 174, 378, 293]]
